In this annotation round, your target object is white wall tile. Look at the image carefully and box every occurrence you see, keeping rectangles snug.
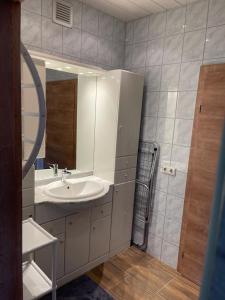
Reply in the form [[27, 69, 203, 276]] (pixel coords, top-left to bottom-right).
[[113, 19, 125, 42], [41, 0, 52, 19], [156, 118, 175, 144], [185, 0, 208, 32], [168, 171, 187, 197], [63, 27, 81, 58], [99, 13, 114, 40], [166, 7, 186, 36], [152, 190, 167, 215], [204, 25, 225, 59], [149, 12, 166, 39], [163, 216, 182, 245], [145, 66, 162, 91], [81, 32, 98, 62], [176, 91, 197, 119], [143, 92, 160, 117], [161, 64, 180, 91], [147, 234, 163, 259], [166, 194, 184, 219], [132, 42, 147, 68], [82, 5, 99, 35], [141, 117, 157, 141], [161, 241, 179, 268], [179, 61, 201, 91], [171, 145, 190, 172], [159, 143, 172, 165], [146, 38, 164, 66], [133, 16, 149, 42], [163, 34, 183, 64], [97, 38, 112, 65], [149, 213, 165, 238], [125, 22, 134, 43], [22, 0, 42, 14], [182, 30, 206, 62], [21, 10, 42, 48], [173, 119, 193, 146], [158, 92, 177, 118], [42, 17, 63, 53], [208, 0, 225, 27], [156, 168, 169, 192]]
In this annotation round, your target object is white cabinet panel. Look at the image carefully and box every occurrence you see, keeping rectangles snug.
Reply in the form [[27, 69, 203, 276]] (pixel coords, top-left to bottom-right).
[[65, 210, 90, 274], [116, 72, 143, 157], [110, 181, 135, 251], [91, 202, 112, 221], [90, 216, 111, 261]]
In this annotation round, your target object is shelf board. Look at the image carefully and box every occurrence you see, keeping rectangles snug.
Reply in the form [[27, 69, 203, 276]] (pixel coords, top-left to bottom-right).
[[23, 218, 57, 255], [23, 260, 52, 300]]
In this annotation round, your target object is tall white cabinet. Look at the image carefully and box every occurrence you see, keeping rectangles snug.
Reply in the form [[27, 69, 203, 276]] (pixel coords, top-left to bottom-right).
[[94, 70, 144, 253]]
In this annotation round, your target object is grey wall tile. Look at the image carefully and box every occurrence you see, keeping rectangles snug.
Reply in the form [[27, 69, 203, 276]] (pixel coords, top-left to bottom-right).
[[146, 38, 164, 66], [171, 145, 190, 172], [149, 213, 165, 238], [22, 0, 41, 14], [73, 0, 82, 29], [145, 66, 162, 91], [163, 216, 182, 245], [143, 92, 160, 117], [42, 0, 52, 18], [141, 116, 157, 141], [63, 27, 81, 58], [208, 0, 225, 27], [161, 241, 179, 268], [21, 10, 42, 48], [97, 38, 112, 66], [156, 169, 169, 192], [147, 234, 162, 259], [124, 44, 133, 68], [204, 25, 225, 59], [176, 91, 197, 119], [173, 119, 193, 146], [132, 42, 147, 68], [133, 16, 149, 42], [163, 34, 183, 64], [182, 30, 206, 62], [185, 0, 208, 32], [113, 19, 125, 42], [158, 92, 177, 118], [168, 171, 187, 197], [166, 194, 184, 219], [111, 42, 124, 68], [82, 4, 99, 35], [99, 13, 114, 40], [125, 22, 134, 43], [42, 17, 63, 53], [81, 32, 98, 62], [161, 64, 180, 91], [149, 12, 166, 39], [166, 7, 186, 36], [153, 190, 167, 215], [179, 61, 201, 91], [156, 118, 175, 143], [159, 143, 172, 165]]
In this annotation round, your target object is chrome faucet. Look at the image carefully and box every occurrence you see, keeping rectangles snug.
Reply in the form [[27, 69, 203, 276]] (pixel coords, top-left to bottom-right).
[[62, 168, 72, 182], [49, 163, 58, 176]]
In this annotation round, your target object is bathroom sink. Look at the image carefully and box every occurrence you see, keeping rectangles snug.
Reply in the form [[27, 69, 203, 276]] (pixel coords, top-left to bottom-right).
[[43, 178, 106, 201]]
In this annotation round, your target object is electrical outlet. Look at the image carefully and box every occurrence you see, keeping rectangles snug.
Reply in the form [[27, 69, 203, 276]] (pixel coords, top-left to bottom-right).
[[161, 166, 176, 176]]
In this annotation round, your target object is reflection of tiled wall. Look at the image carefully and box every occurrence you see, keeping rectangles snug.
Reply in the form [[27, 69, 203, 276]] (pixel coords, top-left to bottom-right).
[[21, 0, 125, 69], [125, 0, 225, 269]]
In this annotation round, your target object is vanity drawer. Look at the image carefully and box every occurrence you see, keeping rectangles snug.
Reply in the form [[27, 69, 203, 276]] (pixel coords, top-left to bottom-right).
[[91, 202, 112, 221], [115, 156, 137, 171], [41, 218, 65, 235], [115, 168, 136, 184]]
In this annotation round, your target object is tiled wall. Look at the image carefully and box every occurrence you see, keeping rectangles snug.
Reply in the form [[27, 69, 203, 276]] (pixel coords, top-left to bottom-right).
[[21, 0, 125, 69], [125, 0, 225, 268]]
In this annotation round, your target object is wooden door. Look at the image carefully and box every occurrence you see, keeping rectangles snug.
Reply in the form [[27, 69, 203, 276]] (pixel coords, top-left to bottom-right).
[[46, 79, 77, 169], [178, 64, 225, 285]]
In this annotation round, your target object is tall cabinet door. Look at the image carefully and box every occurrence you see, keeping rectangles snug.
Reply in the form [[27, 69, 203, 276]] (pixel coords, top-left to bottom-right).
[[110, 181, 135, 251], [178, 64, 225, 284], [116, 72, 143, 157]]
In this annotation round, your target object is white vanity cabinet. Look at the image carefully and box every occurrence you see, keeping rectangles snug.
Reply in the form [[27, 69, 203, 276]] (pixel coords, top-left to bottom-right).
[[65, 210, 91, 274]]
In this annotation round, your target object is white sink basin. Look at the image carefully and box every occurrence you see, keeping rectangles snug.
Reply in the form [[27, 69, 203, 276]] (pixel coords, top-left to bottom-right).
[[42, 177, 107, 202]]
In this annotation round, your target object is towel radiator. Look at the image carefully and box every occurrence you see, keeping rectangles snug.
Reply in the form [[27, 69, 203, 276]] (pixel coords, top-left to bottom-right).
[[132, 141, 159, 251]]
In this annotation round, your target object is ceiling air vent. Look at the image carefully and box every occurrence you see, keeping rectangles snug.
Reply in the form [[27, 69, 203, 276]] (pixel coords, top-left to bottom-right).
[[53, 0, 73, 28]]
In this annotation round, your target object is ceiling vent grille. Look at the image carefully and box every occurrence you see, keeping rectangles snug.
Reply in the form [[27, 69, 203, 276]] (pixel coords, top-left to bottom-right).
[[53, 0, 73, 28]]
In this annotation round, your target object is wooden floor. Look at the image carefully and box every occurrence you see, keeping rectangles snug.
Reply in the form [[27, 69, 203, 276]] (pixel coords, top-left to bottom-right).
[[87, 247, 200, 300]]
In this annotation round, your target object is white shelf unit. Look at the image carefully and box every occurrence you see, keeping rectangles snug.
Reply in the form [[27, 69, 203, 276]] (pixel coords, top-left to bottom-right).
[[23, 218, 58, 300]]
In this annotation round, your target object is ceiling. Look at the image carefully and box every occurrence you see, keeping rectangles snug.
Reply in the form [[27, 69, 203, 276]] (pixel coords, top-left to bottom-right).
[[82, 0, 198, 21]]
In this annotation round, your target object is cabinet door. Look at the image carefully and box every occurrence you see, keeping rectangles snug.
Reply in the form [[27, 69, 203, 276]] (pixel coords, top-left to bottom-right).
[[90, 216, 111, 261], [65, 210, 90, 274], [110, 181, 135, 251], [35, 233, 65, 279], [116, 72, 143, 157]]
